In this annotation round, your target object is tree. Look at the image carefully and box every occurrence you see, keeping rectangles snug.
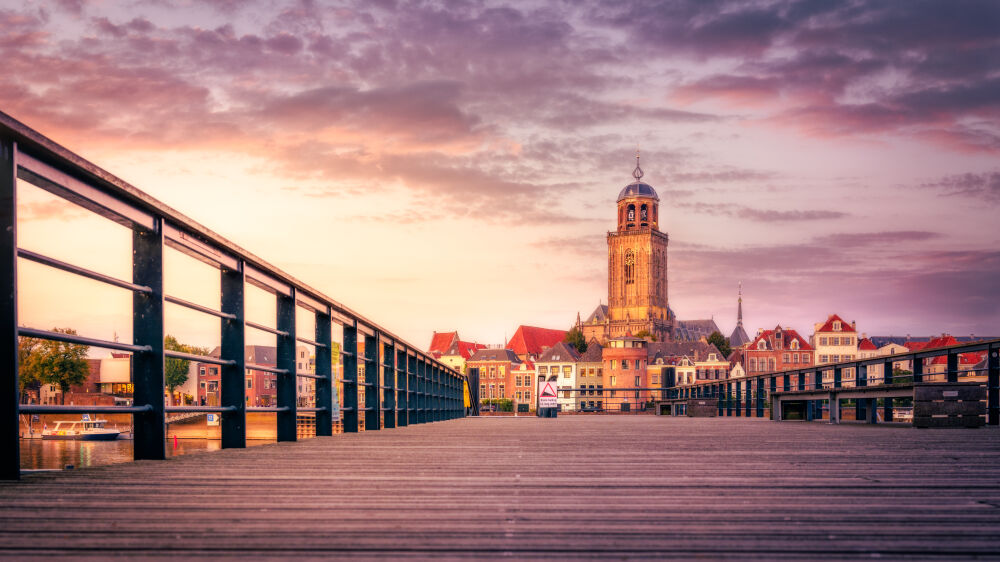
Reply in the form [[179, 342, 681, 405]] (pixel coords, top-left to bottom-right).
[[707, 331, 732, 359], [20, 328, 90, 404], [564, 327, 587, 354], [17, 334, 43, 402], [633, 329, 656, 342], [164, 335, 209, 406]]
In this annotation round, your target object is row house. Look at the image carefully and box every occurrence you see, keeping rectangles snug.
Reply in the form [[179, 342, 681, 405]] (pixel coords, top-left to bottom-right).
[[536, 342, 581, 411], [576, 343, 605, 411], [744, 326, 814, 378], [602, 336, 650, 410], [467, 348, 521, 402], [811, 314, 858, 385], [648, 341, 728, 388], [510, 359, 536, 406], [197, 344, 312, 408], [428, 330, 487, 374]]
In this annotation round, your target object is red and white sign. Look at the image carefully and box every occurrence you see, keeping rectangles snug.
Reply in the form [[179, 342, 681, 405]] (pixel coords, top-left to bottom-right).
[[538, 381, 558, 408]]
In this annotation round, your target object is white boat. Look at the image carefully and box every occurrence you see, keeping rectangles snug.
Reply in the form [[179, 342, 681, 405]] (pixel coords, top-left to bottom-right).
[[42, 417, 121, 441]]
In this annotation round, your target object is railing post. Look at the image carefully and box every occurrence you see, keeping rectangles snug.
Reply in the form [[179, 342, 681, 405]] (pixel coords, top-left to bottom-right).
[[782, 373, 790, 392], [342, 324, 358, 432], [913, 356, 923, 383], [833, 366, 842, 389], [988, 348, 998, 426], [947, 352, 959, 383], [407, 354, 416, 424], [0, 137, 19, 480], [734, 380, 742, 417], [856, 363, 867, 422], [276, 288, 296, 442], [726, 382, 733, 416], [419, 359, 427, 424], [314, 310, 332, 436], [364, 332, 378, 430], [745, 379, 752, 417], [220, 262, 246, 448], [396, 348, 407, 427], [383, 340, 395, 429], [883, 358, 894, 421], [756, 377, 764, 418], [133, 218, 165, 460]]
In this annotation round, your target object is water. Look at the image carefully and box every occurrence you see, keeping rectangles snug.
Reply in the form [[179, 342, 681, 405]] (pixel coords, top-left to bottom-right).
[[18, 439, 244, 470]]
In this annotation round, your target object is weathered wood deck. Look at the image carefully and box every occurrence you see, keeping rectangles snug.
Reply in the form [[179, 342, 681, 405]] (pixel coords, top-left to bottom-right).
[[2, 416, 999, 559]]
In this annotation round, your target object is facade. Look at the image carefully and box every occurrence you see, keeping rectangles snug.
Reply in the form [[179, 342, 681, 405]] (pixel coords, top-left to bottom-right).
[[812, 314, 859, 365], [602, 336, 650, 410], [439, 339, 488, 375], [510, 359, 536, 408], [605, 155, 672, 342], [467, 348, 521, 402], [536, 342, 581, 411], [579, 304, 609, 345], [576, 343, 605, 411], [744, 326, 814, 376], [197, 344, 312, 407]]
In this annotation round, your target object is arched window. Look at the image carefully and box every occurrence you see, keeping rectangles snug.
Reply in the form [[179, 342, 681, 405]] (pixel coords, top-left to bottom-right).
[[640, 204, 648, 222], [627, 204, 635, 222], [624, 249, 635, 285]]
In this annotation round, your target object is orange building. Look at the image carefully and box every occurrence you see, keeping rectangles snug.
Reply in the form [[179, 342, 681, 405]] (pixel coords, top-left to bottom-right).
[[467, 348, 521, 401], [602, 336, 650, 410], [744, 326, 814, 376]]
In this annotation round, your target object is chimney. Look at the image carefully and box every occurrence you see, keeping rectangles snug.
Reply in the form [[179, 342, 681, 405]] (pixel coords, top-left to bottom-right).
[[851, 321, 856, 331]]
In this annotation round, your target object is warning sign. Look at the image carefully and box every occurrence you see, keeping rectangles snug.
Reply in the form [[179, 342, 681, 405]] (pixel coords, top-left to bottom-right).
[[538, 381, 558, 409]]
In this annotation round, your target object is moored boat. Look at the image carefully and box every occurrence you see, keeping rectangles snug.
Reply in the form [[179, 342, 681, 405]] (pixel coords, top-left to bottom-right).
[[42, 417, 121, 441]]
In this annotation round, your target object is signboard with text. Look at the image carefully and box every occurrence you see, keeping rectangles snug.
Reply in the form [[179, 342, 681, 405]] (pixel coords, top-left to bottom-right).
[[538, 381, 558, 409]]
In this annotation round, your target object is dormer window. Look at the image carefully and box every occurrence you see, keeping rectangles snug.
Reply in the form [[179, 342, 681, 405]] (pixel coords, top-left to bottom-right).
[[833, 321, 842, 331], [791, 340, 799, 350], [709, 353, 717, 361], [758, 341, 766, 350]]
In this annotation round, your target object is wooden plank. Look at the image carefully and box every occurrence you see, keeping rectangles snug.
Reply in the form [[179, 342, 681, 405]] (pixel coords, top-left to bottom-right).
[[3, 417, 1000, 559], [914, 415, 986, 428]]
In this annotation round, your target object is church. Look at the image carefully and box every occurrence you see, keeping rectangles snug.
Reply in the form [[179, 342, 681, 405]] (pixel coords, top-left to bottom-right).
[[578, 154, 719, 344]]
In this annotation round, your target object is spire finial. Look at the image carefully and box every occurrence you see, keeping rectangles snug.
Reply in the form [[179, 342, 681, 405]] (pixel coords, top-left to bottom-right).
[[737, 281, 744, 328], [632, 149, 643, 182]]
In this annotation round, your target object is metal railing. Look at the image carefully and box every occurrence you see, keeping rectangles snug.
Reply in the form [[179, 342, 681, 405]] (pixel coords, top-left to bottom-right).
[[1, 111, 465, 479], [666, 339, 999, 424]]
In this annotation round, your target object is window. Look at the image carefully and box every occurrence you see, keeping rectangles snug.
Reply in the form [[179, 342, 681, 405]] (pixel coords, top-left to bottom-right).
[[562, 366, 572, 376], [749, 358, 757, 372], [832, 355, 840, 363], [768, 358, 776, 371], [621, 359, 629, 370], [634, 376, 641, 386], [489, 384, 495, 398], [624, 249, 635, 285], [820, 355, 828, 363], [610, 376, 617, 386], [246, 378, 252, 389], [758, 341, 766, 350], [782, 353, 790, 363], [480, 384, 486, 399], [652, 375, 659, 384], [709, 353, 717, 361], [499, 384, 505, 397], [802, 353, 810, 363], [792, 353, 799, 363], [791, 340, 799, 350], [515, 375, 522, 386], [820, 337, 827, 346], [833, 321, 841, 331], [199, 367, 206, 375], [538, 366, 547, 374]]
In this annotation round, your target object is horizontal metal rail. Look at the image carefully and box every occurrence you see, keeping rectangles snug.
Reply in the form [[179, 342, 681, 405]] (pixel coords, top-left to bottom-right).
[[295, 407, 328, 413], [245, 320, 289, 338], [20, 404, 153, 414], [165, 406, 237, 413], [246, 406, 291, 413], [164, 295, 236, 320], [164, 349, 234, 366], [246, 363, 289, 375], [294, 372, 327, 380], [17, 248, 152, 294], [18, 327, 151, 354], [295, 336, 326, 348]]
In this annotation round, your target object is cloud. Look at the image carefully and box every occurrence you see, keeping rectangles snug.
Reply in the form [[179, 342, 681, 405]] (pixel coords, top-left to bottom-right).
[[922, 171, 1000, 203], [816, 231, 943, 246], [679, 202, 846, 222]]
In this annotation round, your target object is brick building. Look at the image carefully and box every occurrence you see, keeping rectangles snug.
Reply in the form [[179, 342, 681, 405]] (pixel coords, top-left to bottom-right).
[[467, 348, 521, 402], [744, 326, 814, 376]]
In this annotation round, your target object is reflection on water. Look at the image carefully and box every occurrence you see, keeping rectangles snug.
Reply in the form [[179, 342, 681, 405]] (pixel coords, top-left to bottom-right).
[[18, 439, 274, 470]]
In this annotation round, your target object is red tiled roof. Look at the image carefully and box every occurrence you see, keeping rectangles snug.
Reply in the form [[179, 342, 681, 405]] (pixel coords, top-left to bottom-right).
[[506, 325, 568, 356], [748, 325, 814, 351], [815, 314, 855, 333], [858, 337, 877, 351], [904, 341, 929, 351], [455, 341, 487, 360], [428, 331, 458, 355]]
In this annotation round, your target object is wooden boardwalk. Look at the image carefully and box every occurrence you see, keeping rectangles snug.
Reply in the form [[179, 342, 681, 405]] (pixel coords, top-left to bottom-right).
[[2, 416, 999, 559]]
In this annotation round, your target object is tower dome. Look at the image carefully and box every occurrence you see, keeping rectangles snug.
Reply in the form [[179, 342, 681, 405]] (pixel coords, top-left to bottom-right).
[[617, 153, 659, 202]]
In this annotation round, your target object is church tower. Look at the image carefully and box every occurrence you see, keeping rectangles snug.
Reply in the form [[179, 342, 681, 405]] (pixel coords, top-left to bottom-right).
[[606, 153, 672, 341]]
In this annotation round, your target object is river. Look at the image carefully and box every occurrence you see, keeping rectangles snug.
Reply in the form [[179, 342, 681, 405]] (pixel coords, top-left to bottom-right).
[[18, 438, 277, 470]]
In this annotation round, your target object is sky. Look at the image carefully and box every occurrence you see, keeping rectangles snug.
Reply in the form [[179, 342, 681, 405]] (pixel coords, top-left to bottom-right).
[[5, 0, 1000, 352]]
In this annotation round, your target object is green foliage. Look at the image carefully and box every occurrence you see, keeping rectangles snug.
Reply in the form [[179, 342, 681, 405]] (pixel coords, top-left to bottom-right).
[[564, 327, 588, 353], [633, 329, 657, 342], [481, 398, 514, 412], [19, 328, 90, 404], [707, 331, 732, 359], [164, 335, 210, 404]]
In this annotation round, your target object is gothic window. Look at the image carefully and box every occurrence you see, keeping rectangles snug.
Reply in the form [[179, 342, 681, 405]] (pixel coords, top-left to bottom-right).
[[624, 249, 635, 285]]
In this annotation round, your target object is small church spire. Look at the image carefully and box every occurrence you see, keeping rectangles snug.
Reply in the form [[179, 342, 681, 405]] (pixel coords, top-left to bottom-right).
[[632, 149, 643, 182], [737, 281, 744, 328]]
